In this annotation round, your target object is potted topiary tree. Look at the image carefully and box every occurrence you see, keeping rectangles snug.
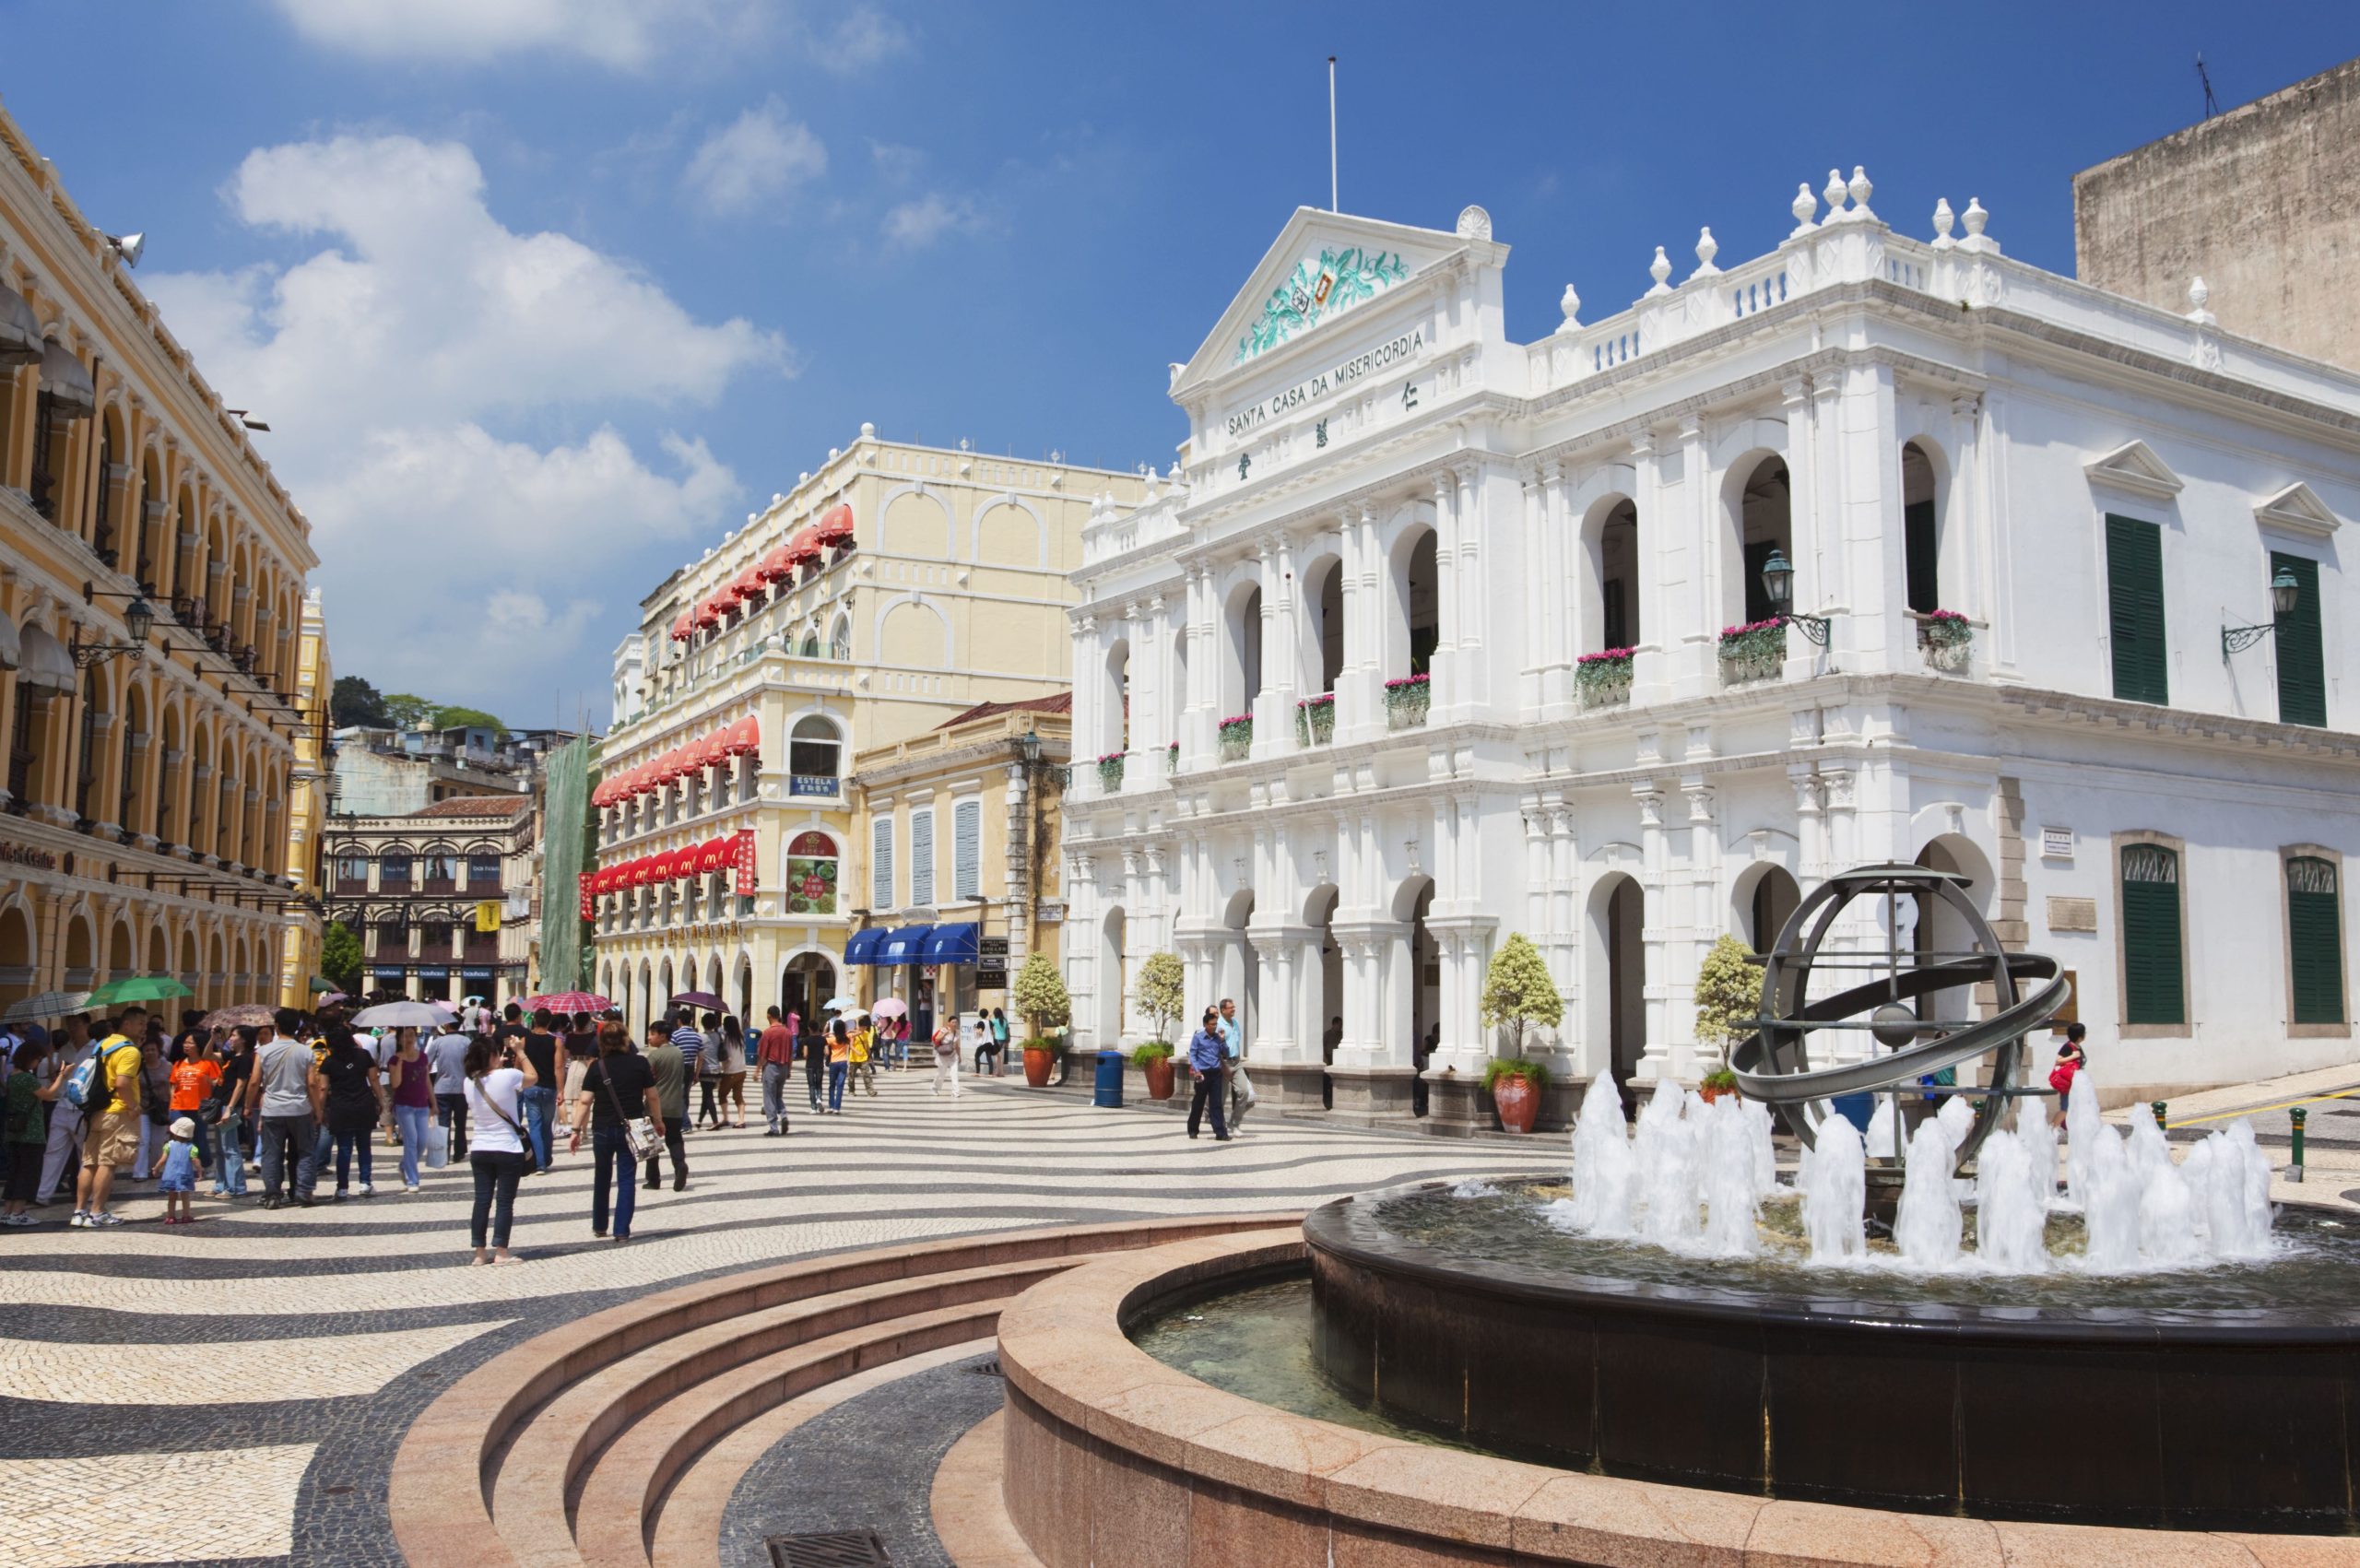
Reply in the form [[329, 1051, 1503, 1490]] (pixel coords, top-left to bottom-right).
[[1693, 932, 1759, 1101], [1132, 950, 1186, 1100], [1478, 932, 1563, 1133], [1011, 952, 1071, 1088]]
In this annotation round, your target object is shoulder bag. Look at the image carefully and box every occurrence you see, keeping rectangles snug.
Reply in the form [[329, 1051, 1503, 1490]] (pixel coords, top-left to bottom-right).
[[596, 1062, 656, 1160], [471, 1071, 541, 1173]]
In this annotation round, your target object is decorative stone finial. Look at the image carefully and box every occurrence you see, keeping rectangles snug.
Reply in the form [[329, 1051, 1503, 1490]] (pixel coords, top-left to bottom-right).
[[1931, 198, 1955, 247], [1693, 227, 1720, 277], [1555, 282, 1583, 334], [1791, 182, 1818, 237], [1823, 168, 1849, 217], [1646, 245, 1673, 296], [1847, 166, 1874, 218], [798, 470, 810, 485], [2187, 276, 2216, 325], [1963, 197, 1988, 239], [859, 420, 876, 438], [1455, 204, 1493, 242]]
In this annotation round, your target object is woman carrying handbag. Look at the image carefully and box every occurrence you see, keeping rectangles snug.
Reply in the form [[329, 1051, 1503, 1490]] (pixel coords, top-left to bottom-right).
[[462, 1033, 536, 1265], [569, 1021, 663, 1243]]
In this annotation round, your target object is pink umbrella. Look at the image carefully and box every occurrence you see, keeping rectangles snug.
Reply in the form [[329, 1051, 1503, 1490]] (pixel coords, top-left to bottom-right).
[[871, 998, 909, 1020]]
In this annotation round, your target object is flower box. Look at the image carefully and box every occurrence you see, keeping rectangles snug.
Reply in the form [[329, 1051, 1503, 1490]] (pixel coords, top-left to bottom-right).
[[1095, 753, 1125, 792], [1576, 647, 1634, 707], [1385, 674, 1431, 730], [1918, 608, 1974, 672], [1218, 714, 1254, 762], [1167, 741, 1179, 773], [1295, 693, 1335, 746], [1717, 619, 1786, 684]]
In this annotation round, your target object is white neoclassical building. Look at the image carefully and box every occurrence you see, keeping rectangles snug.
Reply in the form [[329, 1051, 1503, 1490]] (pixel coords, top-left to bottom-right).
[[1060, 176, 2360, 1130]]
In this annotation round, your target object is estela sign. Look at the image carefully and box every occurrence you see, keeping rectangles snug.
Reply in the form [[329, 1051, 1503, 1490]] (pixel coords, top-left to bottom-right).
[[1224, 328, 1426, 439]]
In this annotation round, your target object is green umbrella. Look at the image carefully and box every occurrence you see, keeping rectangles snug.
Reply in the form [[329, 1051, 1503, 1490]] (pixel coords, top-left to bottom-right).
[[83, 974, 195, 1008], [308, 976, 339, 994]]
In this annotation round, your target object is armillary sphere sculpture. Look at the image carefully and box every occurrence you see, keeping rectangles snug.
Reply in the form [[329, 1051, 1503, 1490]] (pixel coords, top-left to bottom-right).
[[1727, 863, 2071, 1172]]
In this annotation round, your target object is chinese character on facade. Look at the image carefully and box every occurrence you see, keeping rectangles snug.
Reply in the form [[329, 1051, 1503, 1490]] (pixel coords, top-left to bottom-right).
[[1315, 419, 1328, 448], [1402, 383, 1420, 410]]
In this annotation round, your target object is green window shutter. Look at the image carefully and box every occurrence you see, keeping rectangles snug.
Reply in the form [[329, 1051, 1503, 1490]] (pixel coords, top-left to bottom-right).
[[2120, 843, 2185, 1025], [2289, 856, 2343, 1025], [2106, 515, 2168, 705], [1905, 500, 1941, 616], [2272, 551, 2326, 728]]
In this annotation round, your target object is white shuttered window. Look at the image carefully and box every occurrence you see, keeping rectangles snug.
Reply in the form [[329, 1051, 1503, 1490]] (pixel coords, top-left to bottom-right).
[[871, 818, 894, 909], [953, 797, 982, 900], [910, 808, 935, 906]]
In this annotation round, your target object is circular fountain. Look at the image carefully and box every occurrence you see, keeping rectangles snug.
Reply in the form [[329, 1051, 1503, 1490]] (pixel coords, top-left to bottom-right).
[[1283, 866, 2350, 1531]]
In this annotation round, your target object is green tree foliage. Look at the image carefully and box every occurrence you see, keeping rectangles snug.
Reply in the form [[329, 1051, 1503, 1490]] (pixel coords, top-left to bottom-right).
[[1011, 952, 1070, 1042], [1478, 933, 1563, 1056], [331, 676, 390, 729], [1693, 933, 1763, 1065], [382, 692, 436, 731], [431, 704, 509, 736], [1134, 950, 1186, 1043], [321, 920, 363, 992]]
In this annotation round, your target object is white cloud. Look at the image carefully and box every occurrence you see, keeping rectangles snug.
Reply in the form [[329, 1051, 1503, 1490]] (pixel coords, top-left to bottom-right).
[[269, 0, 771, 69], [145, 134, 781, 721], [684, 99, 829, 218], [881, 192, 992, 252], [867, 140, 925, 185], [820, 5, 911, 72]]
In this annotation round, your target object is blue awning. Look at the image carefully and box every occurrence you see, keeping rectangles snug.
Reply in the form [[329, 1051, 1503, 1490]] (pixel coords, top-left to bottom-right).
[[878, 925, 933, 966], [919, 922, 979, 965], [843, 927, 889, 966]]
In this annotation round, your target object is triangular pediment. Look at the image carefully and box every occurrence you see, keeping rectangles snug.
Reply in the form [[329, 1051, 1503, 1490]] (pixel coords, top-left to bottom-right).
[[2084, 441, 2184, 501], [1170, 206, 1498, 400], [2256, 481, 2340, 538]]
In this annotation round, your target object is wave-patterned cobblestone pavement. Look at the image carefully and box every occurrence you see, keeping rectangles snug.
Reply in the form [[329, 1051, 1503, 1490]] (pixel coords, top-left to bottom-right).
[[0, 1074, 1546, 1568]]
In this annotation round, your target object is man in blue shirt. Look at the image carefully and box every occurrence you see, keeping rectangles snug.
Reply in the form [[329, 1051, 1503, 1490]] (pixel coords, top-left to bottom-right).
[[1217, 997, 1257, 1134], [669, 1011, 705, 1079], [1186, 1008, 1230, 1141]]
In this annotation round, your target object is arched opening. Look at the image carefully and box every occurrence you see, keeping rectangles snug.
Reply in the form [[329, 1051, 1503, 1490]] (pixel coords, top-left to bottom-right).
[[1103, 638, 1131, 756], [1221, 890, 1258, 1049], [1914, 834, 1999, 1037], [1729, 454, 1793, 626], [119, 682, 150, 837], [1387, 525, 1439, 679], [1737, 863, 1801, 955], [1308, 884, 1342, 1110], [1393, 876, 1437, 1117], [91, 408, 122, 565], [73, 666, 106, 826], [658, 958, 676, 1014], [1098, 906, 1127, 1045], [1221, 583, 1263, 716], [156, 706, 183, 846], [0, 905, 31, 1010], [106, 920, 134, 985], [1301, 557, 1345, 695], [789, 715, 841, 787], [177, 930, 198, 999], [1587, 871, 1646, 1107], [136, 452, 166, 593], [145, 925, 168, 980], [7, 623, 73, 810], [1903, 440, 1941, 616], [205, 930, 226, 1010], [62, 911, 94, 989], [829, 614, 851, 661], [635, 961, 654, 1035], [782, 951, 835, 1027], [1583, 496, 1641, 653]]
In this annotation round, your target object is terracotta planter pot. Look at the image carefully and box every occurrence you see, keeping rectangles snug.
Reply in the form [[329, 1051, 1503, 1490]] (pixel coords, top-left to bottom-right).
[[1142, 1055, 1176, 1101], [1699, 1082, 1737, 1104], [1493, 1074, 1540, 1135], [1022, 1046, 1056, 1088]]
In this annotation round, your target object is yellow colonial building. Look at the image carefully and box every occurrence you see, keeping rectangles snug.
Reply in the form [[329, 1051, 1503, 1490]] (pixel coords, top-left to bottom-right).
[[1, 99, 321, 1017], [589, 428, 1139, 1032], [277, 587, 332, 1004], [846, 694, 1071, 1036]]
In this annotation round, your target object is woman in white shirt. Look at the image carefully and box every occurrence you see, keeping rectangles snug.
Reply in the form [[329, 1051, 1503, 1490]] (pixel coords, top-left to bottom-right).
[[461, 1034, 537, 1265]]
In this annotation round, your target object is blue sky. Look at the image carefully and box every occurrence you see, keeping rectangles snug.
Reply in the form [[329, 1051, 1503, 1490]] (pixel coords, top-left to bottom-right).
[[6, 1, 2356, 728]]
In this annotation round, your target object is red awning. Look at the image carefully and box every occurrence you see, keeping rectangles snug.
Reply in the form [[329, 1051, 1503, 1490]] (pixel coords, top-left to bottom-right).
[[815, 502, 855, 545], [693, 596, 723, 629], [785, 525, 822, 566], [698, 833, 732, 872], [702, 731, 729, 770], [671, 844, 699, 880], [757, 542, 797, 581], [729, 563, 765, 601], [726, 714, 760, 755], [669, 608, 694, 642]]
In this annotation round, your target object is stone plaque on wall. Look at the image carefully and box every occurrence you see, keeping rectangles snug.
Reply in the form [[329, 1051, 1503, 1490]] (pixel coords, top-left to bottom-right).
[[2047, 896, 2099, 933]]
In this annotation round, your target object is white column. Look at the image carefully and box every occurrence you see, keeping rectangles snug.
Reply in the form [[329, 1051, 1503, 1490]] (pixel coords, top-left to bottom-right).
[[1633, 783, 1674, 1082], [1431, 472, 1458, 710], [1630, 432, 1673, 703]]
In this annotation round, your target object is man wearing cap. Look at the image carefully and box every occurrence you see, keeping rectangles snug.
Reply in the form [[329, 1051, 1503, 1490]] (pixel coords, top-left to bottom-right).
[[72, 1008, 148, 1228]]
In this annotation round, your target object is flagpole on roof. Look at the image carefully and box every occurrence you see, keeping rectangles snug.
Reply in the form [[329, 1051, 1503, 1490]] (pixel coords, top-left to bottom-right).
[[1328, 55, 1339, 211]]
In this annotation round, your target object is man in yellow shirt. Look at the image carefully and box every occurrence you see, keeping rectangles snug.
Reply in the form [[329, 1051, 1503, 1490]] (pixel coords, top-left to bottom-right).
[[849, 1023, 877, 1098], [73, 1006, 149, 1228]]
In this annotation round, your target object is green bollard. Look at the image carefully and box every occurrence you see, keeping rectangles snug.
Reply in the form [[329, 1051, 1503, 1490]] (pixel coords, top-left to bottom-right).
[[2291, 1105, 2307, 1184], [2152, 1099, 2168, 1129]]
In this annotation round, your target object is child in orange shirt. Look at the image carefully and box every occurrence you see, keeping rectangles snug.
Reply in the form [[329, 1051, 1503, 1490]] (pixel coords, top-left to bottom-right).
[[167, 1047, 223, 1172]]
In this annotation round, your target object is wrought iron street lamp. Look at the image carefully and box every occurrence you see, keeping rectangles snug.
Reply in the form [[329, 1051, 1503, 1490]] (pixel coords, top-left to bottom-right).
[[1759, 548, 1833, 647], [69, 597, 152, 667], [2222, 566, 2302, 660]]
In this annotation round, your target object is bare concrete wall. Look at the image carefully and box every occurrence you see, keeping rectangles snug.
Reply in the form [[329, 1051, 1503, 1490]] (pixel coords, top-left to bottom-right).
[[2074, 56, 2360, 371]]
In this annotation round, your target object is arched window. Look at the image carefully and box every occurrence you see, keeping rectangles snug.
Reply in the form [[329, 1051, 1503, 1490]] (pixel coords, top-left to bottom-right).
[[800, 629, 820, 657], [1902, 441, 1941, 615], [379, 850, 413, 891], [2119, 842, 2185, 1027], [2288, 855, 2344, 1026], [789, 716, 840, 784], [830, 615, 851, 660], [785, 831, 838, 915]]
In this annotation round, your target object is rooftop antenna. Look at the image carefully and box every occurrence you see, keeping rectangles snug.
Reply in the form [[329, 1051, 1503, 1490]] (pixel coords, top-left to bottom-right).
[[1321, 56, 1340, 209], [2197, 53, 2220, 119]]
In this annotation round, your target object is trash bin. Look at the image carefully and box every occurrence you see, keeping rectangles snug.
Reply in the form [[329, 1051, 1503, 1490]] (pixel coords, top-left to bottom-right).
[[1830, 1091, 1874, 1135], [1092, 1049, 1126, 1108]]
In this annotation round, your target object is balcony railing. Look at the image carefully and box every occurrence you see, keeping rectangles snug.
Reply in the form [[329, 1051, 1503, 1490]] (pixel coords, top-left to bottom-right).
[[421, 877, 457, 895], [1295, 695, 1335, 746], [334, 877, 370, 895]]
